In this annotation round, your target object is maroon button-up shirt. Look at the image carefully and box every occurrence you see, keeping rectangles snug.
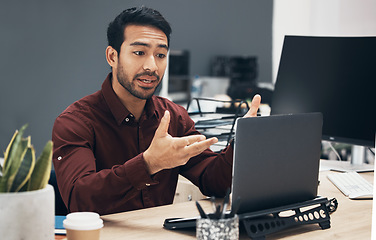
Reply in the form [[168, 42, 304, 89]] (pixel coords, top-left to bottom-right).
[[52, 73, 234, 215]]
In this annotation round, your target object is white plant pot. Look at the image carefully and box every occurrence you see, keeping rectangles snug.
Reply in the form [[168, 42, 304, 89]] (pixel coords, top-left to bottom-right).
[[0, 184, 55, 240]]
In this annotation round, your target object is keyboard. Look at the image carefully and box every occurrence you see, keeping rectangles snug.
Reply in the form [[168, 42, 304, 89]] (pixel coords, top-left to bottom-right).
[[327, 171, 373, 199]]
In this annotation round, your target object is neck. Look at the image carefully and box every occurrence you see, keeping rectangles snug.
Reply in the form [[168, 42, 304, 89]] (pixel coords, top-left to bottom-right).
[[111, 76, 146, 121]]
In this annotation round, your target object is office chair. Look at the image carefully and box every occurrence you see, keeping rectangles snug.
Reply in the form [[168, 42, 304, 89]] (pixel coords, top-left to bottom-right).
[[48, 169, 68, 216]]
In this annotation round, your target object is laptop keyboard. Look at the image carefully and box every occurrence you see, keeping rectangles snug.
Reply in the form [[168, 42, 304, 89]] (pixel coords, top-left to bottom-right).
[[327, 171, 373, 199]]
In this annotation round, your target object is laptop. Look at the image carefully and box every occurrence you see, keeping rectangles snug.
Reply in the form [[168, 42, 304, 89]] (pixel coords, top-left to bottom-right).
[[232, 112, 323, 215], [163, 112, 323, 229]]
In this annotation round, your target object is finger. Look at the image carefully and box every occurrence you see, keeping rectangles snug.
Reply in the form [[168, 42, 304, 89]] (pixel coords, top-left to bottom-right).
[[184, 137, 218, 156], [244, 94, 261, 118], [155, 110, 170, 137], [174, 134, 207, 147]]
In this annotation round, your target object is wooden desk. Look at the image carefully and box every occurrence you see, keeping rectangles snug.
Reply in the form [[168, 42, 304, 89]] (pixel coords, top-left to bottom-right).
[[100, 167, 373, 239]]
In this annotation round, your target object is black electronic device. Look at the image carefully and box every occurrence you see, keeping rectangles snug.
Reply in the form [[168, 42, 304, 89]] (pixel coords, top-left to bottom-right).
[[226, 56, 259, 100], [157, 50, 190, 102], [163, 216, 198, 230], [232, 113, 323, 214], [272, 36, 376, 149]]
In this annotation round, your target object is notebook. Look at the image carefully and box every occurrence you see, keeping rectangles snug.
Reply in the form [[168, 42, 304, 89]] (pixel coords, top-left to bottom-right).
[[55, 215, 66, 235], [232, 112, 323, 214]]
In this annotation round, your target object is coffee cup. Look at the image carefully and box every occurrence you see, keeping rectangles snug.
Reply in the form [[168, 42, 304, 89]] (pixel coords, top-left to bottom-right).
[[63, 212, 103, 240]]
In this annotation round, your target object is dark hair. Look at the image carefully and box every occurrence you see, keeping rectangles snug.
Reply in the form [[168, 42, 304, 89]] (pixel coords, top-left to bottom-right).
[[107, 6, 172, 54]]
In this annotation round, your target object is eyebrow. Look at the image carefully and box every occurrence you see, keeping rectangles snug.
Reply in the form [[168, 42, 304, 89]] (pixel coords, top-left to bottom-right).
[[130, 41, 169, 50]]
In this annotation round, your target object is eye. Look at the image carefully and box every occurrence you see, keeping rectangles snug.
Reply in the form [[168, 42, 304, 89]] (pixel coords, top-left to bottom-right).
[[157, 53, 166, 59], [134, 51, 145, 56]]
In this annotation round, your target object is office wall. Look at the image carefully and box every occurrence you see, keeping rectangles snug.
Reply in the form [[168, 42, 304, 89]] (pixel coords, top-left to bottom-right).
[[273, 0, 376, 82], [0, 1, 273, 153]]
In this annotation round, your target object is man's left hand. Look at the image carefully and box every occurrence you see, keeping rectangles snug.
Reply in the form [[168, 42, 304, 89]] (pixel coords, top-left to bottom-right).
[[243, 94, 261, 118]]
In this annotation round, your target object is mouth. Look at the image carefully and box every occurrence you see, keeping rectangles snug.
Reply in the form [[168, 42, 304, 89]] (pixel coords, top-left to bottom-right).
[[137, 77, 157, 88], [135, 73, 160, 88], [138, 78, 155, 84]]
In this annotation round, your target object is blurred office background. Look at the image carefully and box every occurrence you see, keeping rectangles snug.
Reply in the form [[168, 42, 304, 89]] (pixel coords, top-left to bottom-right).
[[0, 0, 375, 156]]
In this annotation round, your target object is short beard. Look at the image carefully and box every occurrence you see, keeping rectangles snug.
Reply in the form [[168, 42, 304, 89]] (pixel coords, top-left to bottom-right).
[[117, 66, 161, 100]]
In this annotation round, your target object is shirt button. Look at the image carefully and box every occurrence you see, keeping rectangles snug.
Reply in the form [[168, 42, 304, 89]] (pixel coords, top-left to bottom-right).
[[125, 118, 130, 122], [57, 156, 62, 161], [145, 183, 151, 187]]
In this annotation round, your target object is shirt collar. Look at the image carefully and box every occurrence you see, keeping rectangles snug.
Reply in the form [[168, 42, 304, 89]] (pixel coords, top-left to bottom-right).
[[101, 73, 160, 125], [145, 96, 158, 119]]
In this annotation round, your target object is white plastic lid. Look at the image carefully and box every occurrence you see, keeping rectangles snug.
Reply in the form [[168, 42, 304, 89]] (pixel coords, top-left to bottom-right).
[[63, 212, 103, 230]]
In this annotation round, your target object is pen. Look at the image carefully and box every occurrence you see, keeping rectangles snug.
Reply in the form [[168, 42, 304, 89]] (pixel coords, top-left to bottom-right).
[[220, 188, 231, 219], [214, 205, 221, 219], [195, 201, 208, 219], [210, 196, 216, 212]]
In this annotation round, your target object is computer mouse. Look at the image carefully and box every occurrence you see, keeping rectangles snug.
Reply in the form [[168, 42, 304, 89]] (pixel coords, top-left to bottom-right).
[[348, 192, 373, 200]]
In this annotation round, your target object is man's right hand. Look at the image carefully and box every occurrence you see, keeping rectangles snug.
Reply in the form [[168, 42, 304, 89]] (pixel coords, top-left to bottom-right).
[[143, 110, 218, 175]]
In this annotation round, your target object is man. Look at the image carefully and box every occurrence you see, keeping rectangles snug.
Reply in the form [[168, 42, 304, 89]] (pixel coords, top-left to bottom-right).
[[52, 6, 261, 215]]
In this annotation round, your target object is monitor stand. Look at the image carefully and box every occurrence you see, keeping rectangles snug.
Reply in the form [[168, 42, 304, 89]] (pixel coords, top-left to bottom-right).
[[321, 146, 374, 172]]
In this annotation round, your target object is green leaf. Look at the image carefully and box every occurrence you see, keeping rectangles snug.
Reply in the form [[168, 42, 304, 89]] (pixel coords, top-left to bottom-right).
[[0, 125, 29, 192], [0, 172, 6, 192], [2, 128, 19, 169], [9, 146, 36, 192], [28, 141, 53, 191], [4, 137, 30, 192], [0, 162, 2, 189], [19, 179, 30, 192], [3, 124, 29, 175]]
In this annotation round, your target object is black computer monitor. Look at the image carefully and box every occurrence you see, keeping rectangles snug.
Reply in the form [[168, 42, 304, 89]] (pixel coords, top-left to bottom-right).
[[271, 36, 375, 151]]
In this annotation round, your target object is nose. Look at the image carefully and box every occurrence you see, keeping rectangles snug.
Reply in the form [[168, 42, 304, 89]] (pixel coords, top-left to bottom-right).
[[143, 55, 158, 72]]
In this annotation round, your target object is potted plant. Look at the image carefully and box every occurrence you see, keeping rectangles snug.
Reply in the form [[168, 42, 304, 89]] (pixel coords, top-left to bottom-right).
[[0, 124, 54, 240]]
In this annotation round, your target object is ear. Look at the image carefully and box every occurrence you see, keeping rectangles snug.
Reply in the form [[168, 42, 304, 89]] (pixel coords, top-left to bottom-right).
[[106, 46, 118, 68]]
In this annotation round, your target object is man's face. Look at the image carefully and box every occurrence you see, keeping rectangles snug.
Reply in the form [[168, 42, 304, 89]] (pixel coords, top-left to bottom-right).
[[114, 24, 168, 100]]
